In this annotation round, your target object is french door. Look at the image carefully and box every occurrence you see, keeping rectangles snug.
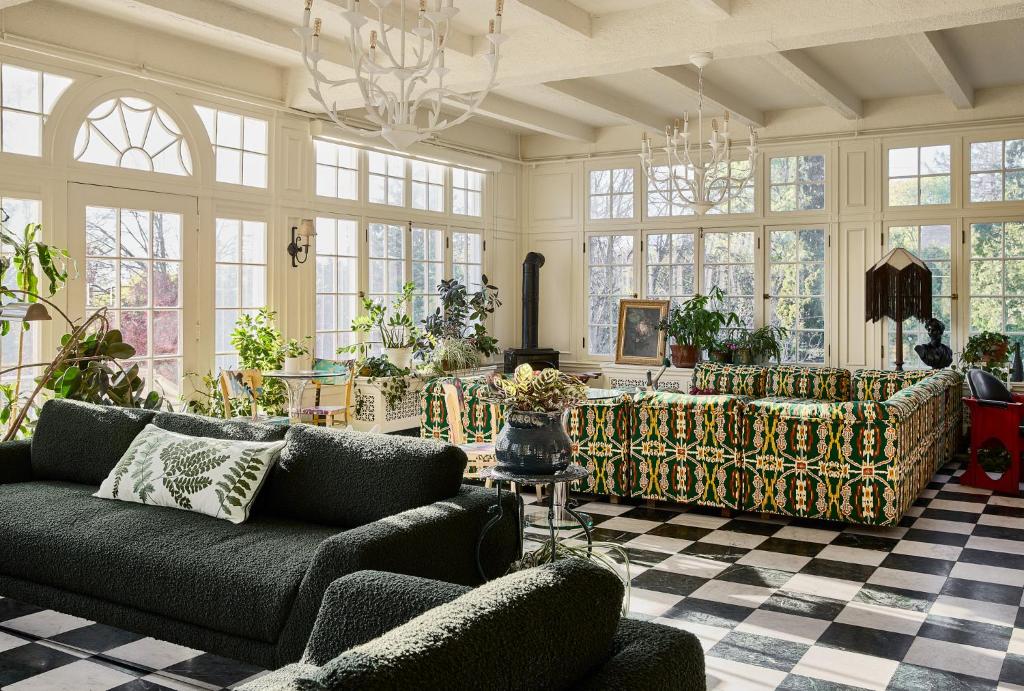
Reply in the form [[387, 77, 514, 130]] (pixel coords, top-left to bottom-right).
[[67, 183, 199, 402]]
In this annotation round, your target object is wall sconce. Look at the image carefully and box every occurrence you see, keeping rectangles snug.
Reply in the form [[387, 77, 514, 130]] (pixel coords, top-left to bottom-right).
[[288, 219, 316, 267]]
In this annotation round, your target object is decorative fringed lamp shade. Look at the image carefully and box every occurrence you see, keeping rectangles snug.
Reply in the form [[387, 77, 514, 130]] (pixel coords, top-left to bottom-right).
[[865, 247, 932, 371]]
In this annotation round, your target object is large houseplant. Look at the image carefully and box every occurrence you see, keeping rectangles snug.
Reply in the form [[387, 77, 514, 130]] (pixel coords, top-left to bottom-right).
[[659, 287, 740, 368], [735, 325, 788, 365], [486, 365, 587, 474], [347, 282, 418, 368], [960, 330, 1011, 380], [419, 277, 501, 372]]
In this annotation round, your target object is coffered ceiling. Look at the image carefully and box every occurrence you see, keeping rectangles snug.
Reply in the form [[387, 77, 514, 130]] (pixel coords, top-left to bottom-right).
[[8, 0, 1024, 141]]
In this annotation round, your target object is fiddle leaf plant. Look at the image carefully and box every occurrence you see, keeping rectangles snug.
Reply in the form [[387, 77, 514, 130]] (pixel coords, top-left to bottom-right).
[[418, 276, 501, 363]]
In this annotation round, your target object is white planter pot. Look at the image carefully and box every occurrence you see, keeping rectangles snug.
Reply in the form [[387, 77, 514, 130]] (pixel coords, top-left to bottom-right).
[[384, 347, 413, 369], [284, 356, 305, 373]]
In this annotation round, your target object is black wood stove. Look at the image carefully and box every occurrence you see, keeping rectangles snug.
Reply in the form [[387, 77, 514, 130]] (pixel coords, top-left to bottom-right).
[[503, 252, 560, 373]]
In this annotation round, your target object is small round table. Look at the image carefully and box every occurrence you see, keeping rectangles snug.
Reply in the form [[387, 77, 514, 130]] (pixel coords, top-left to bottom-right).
[[262, 370, 320, 423], [476, 464, 592, 581]]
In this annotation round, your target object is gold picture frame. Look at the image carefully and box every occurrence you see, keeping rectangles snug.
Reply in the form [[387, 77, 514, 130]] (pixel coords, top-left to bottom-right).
[[615, 299, 670, 366]]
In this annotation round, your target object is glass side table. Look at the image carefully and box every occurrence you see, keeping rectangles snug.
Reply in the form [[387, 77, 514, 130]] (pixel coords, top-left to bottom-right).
[[476, 464, 592, 581], [262, 370, 319, 423]]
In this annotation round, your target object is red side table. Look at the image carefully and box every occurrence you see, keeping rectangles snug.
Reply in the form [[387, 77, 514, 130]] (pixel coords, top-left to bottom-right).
[[962, 395, 1024, 494]]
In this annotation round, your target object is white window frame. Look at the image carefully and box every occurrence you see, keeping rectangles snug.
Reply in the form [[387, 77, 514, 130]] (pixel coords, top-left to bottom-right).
[[884, 142, 954, 209], [314, 139, 360, 201], [214, 216, 268, 371], [411, 160, 445, 213], [963, 216, 1024, 346], [588, 166, 637, 222], [367, 152, 407, 208], [767, 152, 827, 214], [884, 220, 957, 369], [314, 214, 361, 360], [765, 225, 828, 364], [967, 136, 1024, 205], [451, 167, 483, 217], [641, 228, 697, 307], [0, 61, 73, 158], [195, 105, 269, 188], [584, 230, 639, 359]]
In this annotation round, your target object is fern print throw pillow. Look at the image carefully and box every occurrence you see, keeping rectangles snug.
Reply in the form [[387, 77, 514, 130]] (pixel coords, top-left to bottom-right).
[[95, 424, 285, 524]]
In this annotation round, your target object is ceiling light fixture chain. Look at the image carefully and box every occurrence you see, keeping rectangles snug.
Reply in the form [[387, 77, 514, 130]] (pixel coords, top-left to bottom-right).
[[640, 52, 759, 215], [297, 0, 507, 150]]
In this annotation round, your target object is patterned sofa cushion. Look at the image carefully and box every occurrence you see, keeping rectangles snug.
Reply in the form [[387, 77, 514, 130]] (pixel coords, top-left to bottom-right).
[[852, 369, 934, 402], [764, 365, 852, 403], [692, 363, 769, 397]]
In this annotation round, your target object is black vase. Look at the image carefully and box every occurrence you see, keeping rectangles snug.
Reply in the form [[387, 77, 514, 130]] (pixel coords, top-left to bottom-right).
[[494, 410, 572, 475]]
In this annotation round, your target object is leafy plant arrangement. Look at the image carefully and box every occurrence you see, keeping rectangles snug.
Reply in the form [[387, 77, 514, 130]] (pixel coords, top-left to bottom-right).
[[345, 283, 419, 351], [418, 276, 501, 371], [0, 219, 71, 337], [737, 325, 788, 365], [659, 287, 740, 349], [487, 364, 587, 413], [229, 308, 286, 415], [279, 338, 311, 359], [959, 330, 1011, 379], [354, 354, 415, 412]]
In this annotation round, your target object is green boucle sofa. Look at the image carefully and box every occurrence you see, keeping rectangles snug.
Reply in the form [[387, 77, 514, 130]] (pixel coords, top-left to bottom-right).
[[240, 559, 705, 691], [0, 399, 520, 669]]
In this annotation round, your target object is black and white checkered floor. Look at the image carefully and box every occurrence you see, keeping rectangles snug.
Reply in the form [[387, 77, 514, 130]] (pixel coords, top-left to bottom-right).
[[3, 458, 1024, 690]]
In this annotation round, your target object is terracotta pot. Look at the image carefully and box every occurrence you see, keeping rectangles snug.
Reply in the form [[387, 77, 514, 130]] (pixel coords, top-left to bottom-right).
[[670, 343, 699, 368]]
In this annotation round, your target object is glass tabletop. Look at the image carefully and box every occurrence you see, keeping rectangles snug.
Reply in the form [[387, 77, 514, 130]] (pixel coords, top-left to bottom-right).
[[262, 370, 320, 379], [481, 464, 589, 485]]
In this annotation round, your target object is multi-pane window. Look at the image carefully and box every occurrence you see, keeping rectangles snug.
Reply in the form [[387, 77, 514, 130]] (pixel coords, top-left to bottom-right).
[[887, 145, 951, 207], [1, 64, 72, 157], [315, 140, 358, 200], [768, 228, 826, 363], [590, 169, 634, 220], [452, 168, 483, 216], [75, 97, 192, 176], [647, 166, 693, 218], [587, 234, 634, 356], [888, 224, 952, 368], [411, 226, 444, 324], [646, 232, 695, 306], [368, 152, 405, 206], [703, 230, 756, 329], [769, 155, 825, 212], [214, 219, 266, 371], [195, 106, 267, 188], [412, 161, 444, 212], [707, 160, 755, 215], [315, 218, 359, 359], [85, 206, 183, 398], [368, 220, 406, 308], [452, 230, 483, 291], [969, 221, 1024, 346], [0, 197, 41, 382], [970, 139, 1024, 203]]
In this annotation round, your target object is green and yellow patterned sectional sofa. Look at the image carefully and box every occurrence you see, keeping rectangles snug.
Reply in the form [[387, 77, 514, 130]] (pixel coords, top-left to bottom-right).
[[420, 364, 963, 527]]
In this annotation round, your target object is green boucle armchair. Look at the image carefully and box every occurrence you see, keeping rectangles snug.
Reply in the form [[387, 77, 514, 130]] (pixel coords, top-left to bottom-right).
[[240, 560, 706, 691]]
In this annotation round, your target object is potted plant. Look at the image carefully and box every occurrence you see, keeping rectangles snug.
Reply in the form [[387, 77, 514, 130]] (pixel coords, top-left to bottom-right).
[[486, 365, 587, 475], [419, 277, 501, 373], [709, 336, 739, 364], [349, 283, 419, 369], [279, 338, 311, 373], [658, 287, 740, 368], [743, 324, 788, 365], [960, 331, 1011, 379]]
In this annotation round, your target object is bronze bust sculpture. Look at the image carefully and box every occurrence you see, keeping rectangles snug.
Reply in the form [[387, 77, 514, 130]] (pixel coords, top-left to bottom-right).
[[914, 318, 953, 369]]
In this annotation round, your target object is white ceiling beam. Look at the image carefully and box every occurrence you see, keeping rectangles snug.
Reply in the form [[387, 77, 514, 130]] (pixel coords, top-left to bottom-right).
[[514, 0, 591, 38], [0, 1, 35, 8], [650, 66, 764, 127], [106, 0, 353, 67], [477, 94, 596, 141], [542, 80, 665, 134], [321, 0, 474, 56], [904, 31, 974, 110], [688, 0, 730, 19], [762, 50, 862, 119]]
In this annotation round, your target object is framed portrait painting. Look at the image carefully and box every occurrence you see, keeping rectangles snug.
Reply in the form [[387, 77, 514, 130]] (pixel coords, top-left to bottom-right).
[[615, 299, 669, 366]]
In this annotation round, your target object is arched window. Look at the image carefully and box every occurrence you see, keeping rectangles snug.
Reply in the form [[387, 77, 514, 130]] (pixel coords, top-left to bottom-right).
[[74, 97, 192, 176]]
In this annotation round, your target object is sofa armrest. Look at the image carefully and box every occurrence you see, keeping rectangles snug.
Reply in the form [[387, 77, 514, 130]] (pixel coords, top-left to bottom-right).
[[275, 484, 520, 665], [0, 440, 32, 484], [303, 570, 469, 666], [576, 618, 706, 691]]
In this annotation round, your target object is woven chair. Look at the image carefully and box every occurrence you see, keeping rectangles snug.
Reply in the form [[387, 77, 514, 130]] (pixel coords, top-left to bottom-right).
[[218, 369, 290, 426], [298, 359, 356, 427]]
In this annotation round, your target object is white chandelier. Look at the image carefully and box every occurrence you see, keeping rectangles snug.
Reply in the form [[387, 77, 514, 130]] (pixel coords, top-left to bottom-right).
[[297, 0, 507, 150], [640, 52, 758, 215]]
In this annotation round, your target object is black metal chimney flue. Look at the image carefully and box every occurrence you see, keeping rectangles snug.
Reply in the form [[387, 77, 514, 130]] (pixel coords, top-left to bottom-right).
[[522, 252, 545, 349], [503, 252, 560, 373]]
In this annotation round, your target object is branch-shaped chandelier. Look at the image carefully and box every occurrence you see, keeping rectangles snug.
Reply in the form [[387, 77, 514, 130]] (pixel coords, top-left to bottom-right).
[[640, 53, 759, 215], [297, 0, 507, 150]]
